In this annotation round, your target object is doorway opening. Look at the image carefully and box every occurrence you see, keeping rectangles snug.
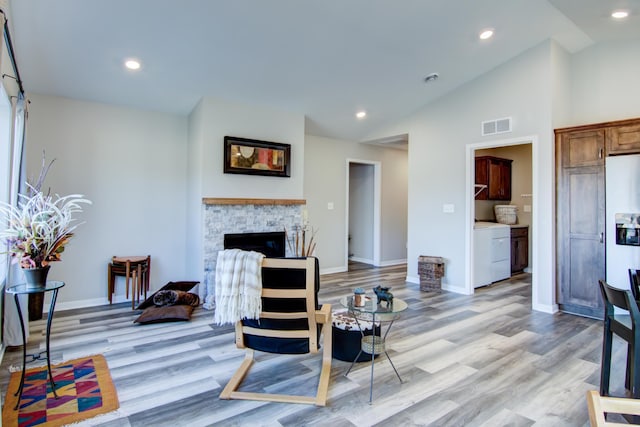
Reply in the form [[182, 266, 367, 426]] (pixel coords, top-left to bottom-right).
[[465, 136, 538, 307], [345, 159, 381, 270]]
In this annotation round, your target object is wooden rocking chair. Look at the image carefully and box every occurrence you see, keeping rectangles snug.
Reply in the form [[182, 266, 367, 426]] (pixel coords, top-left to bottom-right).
[[220, 257, 332, 406]]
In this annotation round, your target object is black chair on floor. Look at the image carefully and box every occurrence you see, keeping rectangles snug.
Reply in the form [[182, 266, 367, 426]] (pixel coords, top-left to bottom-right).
[[599, 279, 640, 398]]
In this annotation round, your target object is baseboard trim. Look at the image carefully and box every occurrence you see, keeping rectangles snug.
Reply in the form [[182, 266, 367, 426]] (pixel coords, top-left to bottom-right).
[[406, 275, 419, 284], [378, 259, 407, 267], [51, 294, 138, 313], [442, 284, 471, 295], [532, 302, 559, 314], [320, 266, 347, 275], [349, 256, 373, 265]]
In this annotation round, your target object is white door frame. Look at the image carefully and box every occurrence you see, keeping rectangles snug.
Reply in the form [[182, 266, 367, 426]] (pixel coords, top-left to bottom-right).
[[465, 135, 539, 306], [345, 159, 382, 267]]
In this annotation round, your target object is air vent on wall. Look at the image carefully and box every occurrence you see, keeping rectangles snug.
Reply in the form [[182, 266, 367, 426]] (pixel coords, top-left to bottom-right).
[[481, 117, 512, 136]]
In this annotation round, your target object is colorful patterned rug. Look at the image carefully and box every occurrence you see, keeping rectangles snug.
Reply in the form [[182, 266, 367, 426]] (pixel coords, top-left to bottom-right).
[[2, 354, 119, 427]]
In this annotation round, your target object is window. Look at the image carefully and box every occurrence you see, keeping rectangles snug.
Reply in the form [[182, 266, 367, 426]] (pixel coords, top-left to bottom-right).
[[0, 82, 12, 286]]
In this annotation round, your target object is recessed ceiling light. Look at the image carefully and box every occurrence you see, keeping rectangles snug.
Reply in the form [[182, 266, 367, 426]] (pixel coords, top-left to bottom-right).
[[612, 10, 629, 19], [479, 29, 494, 40], [124, 59, 141, 70], [424, 73, 439, 83], [356, 111, 367, 119]]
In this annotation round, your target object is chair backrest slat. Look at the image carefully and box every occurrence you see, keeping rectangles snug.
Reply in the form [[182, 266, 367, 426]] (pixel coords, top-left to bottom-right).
[[630, 269, 640, 302], [599, 279, 640, 327], [238, 257, 320, 354]]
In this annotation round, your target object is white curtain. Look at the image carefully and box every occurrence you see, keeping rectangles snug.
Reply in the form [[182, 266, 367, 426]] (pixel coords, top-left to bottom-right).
[[3, 93, 29, 346]]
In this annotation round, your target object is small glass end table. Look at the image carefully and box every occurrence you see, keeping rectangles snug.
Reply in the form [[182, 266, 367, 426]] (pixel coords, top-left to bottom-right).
[[340, 295, 408, 403], [6, 281, 64, 409]]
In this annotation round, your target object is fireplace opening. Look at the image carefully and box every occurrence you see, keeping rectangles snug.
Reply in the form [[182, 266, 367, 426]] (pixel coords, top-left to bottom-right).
[[224, 231, 286, 257]]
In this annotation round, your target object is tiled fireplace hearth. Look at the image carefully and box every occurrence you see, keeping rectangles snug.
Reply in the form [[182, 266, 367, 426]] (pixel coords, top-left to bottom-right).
[[201, 197, 305, 308]]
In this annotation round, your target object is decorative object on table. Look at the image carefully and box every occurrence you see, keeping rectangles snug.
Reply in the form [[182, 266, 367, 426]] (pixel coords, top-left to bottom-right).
[[373, 285, 393, 306], [418, 255, 445, 292], [223, 135, 291, 177], [353, 287, 366, 307], [285, 223, 317, 257], [0, 153, 91, 319], [1, 354, 119, 427]]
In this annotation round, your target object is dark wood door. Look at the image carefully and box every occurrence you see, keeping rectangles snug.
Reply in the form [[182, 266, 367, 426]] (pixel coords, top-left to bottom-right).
[[556, 129, 606, 319]]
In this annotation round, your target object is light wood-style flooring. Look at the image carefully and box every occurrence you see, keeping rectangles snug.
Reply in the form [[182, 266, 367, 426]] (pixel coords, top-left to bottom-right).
[[0, 264, 628, 426]]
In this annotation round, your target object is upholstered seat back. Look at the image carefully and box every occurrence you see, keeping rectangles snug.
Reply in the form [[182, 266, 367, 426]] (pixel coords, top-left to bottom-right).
[[240, 257, 321, 354]]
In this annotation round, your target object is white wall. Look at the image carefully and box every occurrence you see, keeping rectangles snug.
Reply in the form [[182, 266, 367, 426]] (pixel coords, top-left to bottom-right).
[[185, 96, 305, 285], [194, 97, 305, 199], [186, 98, 205, 292], [570, 39, 640, 125], [304, 135, 408, 273], [365, 41, 556, 311], [25, 94, 189, 309]]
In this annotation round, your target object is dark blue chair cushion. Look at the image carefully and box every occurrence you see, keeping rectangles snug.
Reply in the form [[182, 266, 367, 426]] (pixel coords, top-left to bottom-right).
[[241, 257, 321, 354]]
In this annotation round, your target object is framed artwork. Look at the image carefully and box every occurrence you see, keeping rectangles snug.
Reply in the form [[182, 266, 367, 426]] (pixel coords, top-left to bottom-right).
[[224, 136, 291, 177]]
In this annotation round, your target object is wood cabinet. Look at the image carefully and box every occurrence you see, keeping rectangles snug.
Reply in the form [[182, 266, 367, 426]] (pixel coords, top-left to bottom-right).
[[510, 226, 528, 274], [555, 127, 606, 319], [606, 121, 640, 155], [555, 117, 640, 319], [475, 156, 512, 200]]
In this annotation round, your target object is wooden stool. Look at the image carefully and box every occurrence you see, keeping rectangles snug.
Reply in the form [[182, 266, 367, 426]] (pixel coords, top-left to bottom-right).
[[108, 255, 151, 309]]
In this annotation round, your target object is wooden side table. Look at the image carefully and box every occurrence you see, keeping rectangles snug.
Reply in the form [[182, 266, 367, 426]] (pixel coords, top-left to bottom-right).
[[108, 255, 151, 308], [6, 281, 64, 410]]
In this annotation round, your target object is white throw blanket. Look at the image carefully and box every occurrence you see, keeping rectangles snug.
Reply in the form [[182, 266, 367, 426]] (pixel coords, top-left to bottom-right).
[[214, 249, 265, 325]]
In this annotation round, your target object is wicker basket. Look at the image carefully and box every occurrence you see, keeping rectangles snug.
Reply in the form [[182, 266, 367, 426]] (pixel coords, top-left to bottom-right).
[[494, 205, 517, 225], [418, 256, 444, 292]]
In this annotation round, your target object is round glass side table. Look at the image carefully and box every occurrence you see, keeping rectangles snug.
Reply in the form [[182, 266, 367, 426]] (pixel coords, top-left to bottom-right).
[[6, 281, 64, 409], [340, 295, 408, 403]]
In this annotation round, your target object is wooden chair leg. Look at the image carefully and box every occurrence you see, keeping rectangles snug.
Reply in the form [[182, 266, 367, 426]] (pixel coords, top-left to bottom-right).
[[315, 321, 332, 406], [632, 340, 640, 398], [220, 349, 255, 400], [136, 263, 142, 303], [131, 268, 138, 310], [601, 326, 614, 396], [125, 261, 131, 300], [145, 256, 151, 297], [107, 263, 113, 304]]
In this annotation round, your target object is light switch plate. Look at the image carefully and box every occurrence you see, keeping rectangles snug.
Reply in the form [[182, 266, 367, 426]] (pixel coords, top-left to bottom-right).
[[327, 202, 334, 210], [443, 204, 455, 213], [524, 205, 531, 212]]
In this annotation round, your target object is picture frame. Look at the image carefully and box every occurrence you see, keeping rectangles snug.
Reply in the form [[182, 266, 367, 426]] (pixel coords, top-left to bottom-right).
[[224, 136, 291, 177]]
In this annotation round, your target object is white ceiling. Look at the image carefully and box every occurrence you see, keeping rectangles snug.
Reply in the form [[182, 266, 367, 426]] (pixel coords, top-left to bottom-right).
[[5, 0, 640, 141]]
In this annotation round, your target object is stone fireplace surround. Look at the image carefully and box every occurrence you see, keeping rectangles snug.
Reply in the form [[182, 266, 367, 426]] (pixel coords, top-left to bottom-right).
[[201, 198, 305, 309]]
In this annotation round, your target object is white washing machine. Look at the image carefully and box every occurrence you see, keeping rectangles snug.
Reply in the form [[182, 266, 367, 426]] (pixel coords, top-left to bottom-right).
[[473, 222, 511, 288]]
